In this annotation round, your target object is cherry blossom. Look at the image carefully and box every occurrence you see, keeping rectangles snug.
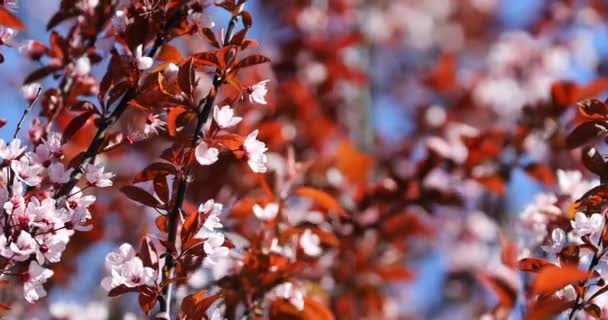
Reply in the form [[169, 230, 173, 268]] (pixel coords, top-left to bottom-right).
[[247, 80, 269, 105], [271, 282, 305, 311], [541, 228, 566, 254], [571, 212, 603, 238], [299, 229, 322, 257], [11, 156, 43, 186], [134, 45, 153, 70], [84, 163, 114, 187], [203, 232, 230, 265], [101, 254, 156, 290], [23, 262, 53, 303], [0, 139, 26, 161], [21, 82, 41, 101], [73, 56, 91, 76], [33, 133, 62, 163], [163, 62, 179, 83], [195, 141, 219, 166], [48, 162, 73, 184], [105, 243, 136, 269], [213, 105, 242, 129], [253, 202, 279, 221], [243, 130, 268, 173]]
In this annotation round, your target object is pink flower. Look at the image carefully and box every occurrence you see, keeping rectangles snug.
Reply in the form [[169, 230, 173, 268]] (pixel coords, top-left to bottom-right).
[[213, 105, 242, 129], [0, 231, 36, 262], [85, 163, 114, 187], [23, 261, 53, 303], [0, 139, 26, 161], [105, 243, 136, 269], [247, 80, 269, 105], [134, 45, 153, 70], [21, 82, 41, 101], [48, 162, 73, 184], [195, 142, 219, 166], [11, 156, 43, 186], [101, 256, 156, 290], [243, 130, 268, 173], [35, 231, 70, 264], [34, 133, 62, 163], [253, 203, 279, 221]]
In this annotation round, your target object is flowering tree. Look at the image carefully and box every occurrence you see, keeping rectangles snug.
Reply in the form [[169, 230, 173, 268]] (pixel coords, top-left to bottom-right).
[[3, 0, 608, 319]]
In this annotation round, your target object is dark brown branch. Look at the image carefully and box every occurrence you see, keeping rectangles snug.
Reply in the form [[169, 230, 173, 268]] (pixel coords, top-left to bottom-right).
[[55, 11, 184, 200]]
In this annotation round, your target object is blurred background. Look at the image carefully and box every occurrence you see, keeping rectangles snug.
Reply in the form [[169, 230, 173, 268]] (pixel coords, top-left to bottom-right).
[[2, 0, 608, 319]]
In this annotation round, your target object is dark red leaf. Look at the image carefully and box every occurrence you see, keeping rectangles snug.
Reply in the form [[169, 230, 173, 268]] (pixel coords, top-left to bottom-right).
[[566, 121, 608, 149], [61, 110, 95, 144], [233, 54, 270, 70], [120, 185, 163, 208]]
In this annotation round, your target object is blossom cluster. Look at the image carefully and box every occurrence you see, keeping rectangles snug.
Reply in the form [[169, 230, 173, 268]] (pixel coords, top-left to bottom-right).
[[0, 135, 112, 303]]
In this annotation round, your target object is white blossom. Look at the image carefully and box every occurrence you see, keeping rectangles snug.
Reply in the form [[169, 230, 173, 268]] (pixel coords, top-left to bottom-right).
[[271, 282, 304, 311], [299, 229, 322, 257], [571, 212, 603, 238], [213, 105, 242, 129], [85, 163, 114, 187], [243, 130, 268, 173], [541, 228, 566, 254], [11, 156, 43, 186], [48, 162, 73, 184], [248, 80, 269, 105], [23, 262, 53, 303], [253, 203, 279, 221], [0, 139, 26, 161], [203, 232, 229, 265], [21, 82, 41, 101], [134, 45, 153, 70], [73, 56, 91, 77], [195, 142, 219, 166]]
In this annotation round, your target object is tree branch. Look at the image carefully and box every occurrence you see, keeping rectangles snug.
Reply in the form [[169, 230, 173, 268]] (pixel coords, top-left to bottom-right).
[[55, 10, 184, 200], [156, 7, 243, 318]]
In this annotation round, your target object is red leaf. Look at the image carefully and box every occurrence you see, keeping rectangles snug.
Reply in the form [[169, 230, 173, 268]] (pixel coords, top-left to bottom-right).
[[120, 185, 163, 208], [133, 162, 177, 183], [241, 11, 253, 28], [157, 44, 183, 62], [518, 258, 555, 273], [0, 7, 24, 30], [166, 106, 189, 137], [566, 121, 608, 149], [477, 273, 517, 311], [61, 110, 95, 144], [532, 265, 591, 296], [178, 58, 196, 97], [233, 54, 271, 70], [201, 27, 220, 48], [295, 187, 347, 217], [526, 296, 575, 320], [524, 163, 557, 186]]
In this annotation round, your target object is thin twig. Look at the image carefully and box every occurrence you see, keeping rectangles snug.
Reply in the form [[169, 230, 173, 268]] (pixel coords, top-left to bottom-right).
[[13, 86, 42, 140]]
